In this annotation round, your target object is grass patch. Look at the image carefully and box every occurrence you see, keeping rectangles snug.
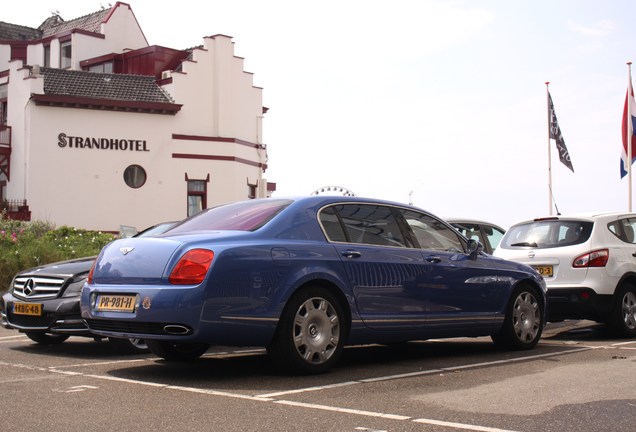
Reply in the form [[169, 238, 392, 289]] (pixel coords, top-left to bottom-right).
[[0, 212, 117, 291]]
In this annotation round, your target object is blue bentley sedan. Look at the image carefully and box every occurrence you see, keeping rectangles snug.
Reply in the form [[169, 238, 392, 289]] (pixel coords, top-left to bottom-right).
[[81, 196, 546, 373]]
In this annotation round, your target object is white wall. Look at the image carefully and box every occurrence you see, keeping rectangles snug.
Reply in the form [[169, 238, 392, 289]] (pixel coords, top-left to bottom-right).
[[158, 34, 268, 209], [167, 36, 263, 143], [100, 3, 148, 51], [0, 45, 11, 71], [71, 5, 148, 70], [6, 3, 148, 72], [5, 60, 40, 201], [4, 11, 269, 231], [26, 43, 44, 68], [25, 105, 180, 229]]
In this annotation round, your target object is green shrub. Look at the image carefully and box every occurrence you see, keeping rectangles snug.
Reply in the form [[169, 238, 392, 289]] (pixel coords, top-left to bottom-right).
[[0, 212, 116, 291]]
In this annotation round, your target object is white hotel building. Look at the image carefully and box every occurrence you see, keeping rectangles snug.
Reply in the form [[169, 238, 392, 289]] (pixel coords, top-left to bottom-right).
[[0, 2, 275, 231]]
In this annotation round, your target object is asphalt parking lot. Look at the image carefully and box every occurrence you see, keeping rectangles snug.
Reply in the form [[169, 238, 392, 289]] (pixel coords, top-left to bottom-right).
[[1, 321, 635, 432]]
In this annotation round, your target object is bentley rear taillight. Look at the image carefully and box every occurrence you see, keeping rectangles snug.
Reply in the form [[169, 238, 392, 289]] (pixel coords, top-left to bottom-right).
[[572, 249, 609, 268], [87, 260, 96, 284], [169, 249, 214, 285]]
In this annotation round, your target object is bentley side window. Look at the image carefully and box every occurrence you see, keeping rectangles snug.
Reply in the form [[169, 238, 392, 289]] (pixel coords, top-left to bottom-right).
[[323, 204, 407, 247], [318, 206, 348, 242], [401, 210, 463, 252]]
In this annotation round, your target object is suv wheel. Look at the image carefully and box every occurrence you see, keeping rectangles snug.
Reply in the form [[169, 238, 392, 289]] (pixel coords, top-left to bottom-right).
[[610, 283, 636, 337]]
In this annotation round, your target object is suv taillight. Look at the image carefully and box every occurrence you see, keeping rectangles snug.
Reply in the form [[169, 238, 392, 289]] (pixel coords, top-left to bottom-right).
[[169, 249, 214, 285], [572, 249, 609, 268]]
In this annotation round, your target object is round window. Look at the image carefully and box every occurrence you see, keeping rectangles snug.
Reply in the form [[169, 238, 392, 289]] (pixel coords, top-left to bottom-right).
[[123, 165, 147, 189]]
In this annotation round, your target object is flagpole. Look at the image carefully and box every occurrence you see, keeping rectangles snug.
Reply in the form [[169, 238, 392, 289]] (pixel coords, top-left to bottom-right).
[[628, 62, 633, 212], [546, 82, 553, 215]]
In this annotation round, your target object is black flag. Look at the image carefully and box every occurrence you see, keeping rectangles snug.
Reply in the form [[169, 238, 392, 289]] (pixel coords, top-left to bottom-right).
[[548, 92, 574, 172]]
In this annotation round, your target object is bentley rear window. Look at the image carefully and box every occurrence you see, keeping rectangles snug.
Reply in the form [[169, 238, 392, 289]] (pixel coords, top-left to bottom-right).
[[169, 199, 292, 233]]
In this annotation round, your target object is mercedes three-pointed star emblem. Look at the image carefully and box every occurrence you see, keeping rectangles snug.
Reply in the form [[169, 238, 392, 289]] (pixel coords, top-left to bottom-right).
[[23, 278, 35, 296]]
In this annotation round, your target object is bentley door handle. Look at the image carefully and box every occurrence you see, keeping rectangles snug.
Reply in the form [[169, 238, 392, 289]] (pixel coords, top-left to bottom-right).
[[341, 250, 362, 259]]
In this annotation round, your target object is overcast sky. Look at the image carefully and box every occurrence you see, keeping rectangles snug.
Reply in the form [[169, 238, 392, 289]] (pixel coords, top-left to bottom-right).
[[6, 0, 636, 228]]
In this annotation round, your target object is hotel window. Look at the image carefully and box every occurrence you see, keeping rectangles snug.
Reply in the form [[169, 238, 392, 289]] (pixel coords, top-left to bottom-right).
[[43, 44, 51, 67], [0, 84, 7, 125], [123, 165, 147, 189], [0, 101, 6, 125], [187, 178, 208, 217], [247, 181, 257, 199], [60, 40, 72, 69], [88, 62, 114, 73], [10, 45, 27, 62]]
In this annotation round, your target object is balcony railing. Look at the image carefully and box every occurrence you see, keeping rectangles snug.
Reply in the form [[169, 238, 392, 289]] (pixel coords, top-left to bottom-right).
[[0, 125, 10, 147], [0, 125, 11, 180], [1, 199, 31, 221]]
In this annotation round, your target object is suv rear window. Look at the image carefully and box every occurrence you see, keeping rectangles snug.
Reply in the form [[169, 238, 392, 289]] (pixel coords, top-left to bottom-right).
[[501, 219, 593, 249], [608, 218, 636, 244]]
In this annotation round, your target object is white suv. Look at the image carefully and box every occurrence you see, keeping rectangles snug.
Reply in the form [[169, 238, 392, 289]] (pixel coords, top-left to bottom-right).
[[494, 212, 636, 337]]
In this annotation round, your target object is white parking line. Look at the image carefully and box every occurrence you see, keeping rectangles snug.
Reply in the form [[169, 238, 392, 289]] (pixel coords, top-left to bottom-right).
[[258, 380, 361, 398], [0, 344, 606, 432], [165, 384, 275, 401], [611, 340, 636, 347], [413, 417, 519, 432], [51, 358, 149, 369], [81, 373, 169, 388], [63, 385, 99, 393], [0, 335, 28, 343], [0, 358, 519, 432], [259, 346, 595, 398], [274, 399, 411, 420], [47, 348, 267, 370]]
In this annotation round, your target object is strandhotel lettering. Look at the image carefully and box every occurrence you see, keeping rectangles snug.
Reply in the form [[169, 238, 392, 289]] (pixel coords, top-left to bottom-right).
[[57, 133, 150, 152]]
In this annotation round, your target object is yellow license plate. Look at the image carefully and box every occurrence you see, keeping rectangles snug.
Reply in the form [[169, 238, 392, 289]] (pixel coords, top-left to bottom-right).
[[14, 302, 42, 316], [95, 295, 137, 312], [533, 265, 553, 277]]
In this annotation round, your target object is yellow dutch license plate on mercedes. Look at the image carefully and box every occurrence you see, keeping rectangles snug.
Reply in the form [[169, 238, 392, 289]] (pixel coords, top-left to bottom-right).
[[533, 265, 553, 277], [95, 294, 137, 312], [13, 302, 42, 316]]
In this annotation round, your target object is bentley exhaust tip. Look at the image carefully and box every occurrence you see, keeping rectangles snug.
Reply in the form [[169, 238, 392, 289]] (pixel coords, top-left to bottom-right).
[[163, 324, 190, 335]]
